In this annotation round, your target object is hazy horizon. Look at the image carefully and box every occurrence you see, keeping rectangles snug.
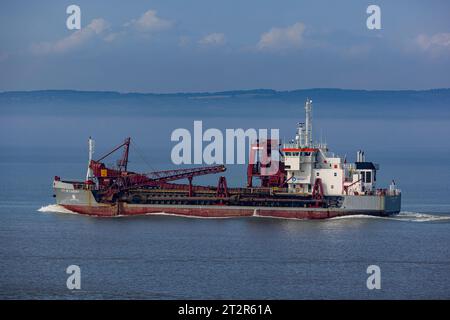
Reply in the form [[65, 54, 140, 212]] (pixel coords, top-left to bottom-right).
[[2, 87, 450, 94]]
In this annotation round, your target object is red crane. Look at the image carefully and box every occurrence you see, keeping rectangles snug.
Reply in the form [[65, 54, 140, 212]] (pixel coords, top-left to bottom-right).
[[89, 137, 226, 200], [112, 165, 226, 192]]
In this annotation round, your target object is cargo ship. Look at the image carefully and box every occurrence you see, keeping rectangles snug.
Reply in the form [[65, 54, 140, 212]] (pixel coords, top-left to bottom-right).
[[53, 99, 401, 219]]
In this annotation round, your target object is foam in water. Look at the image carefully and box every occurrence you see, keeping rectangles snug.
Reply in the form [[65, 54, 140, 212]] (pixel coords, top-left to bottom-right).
[[144, 212, 242, 219], [37, 205, 450, 222], [38, 204, 77, 214], [330, 211, 450, 222]]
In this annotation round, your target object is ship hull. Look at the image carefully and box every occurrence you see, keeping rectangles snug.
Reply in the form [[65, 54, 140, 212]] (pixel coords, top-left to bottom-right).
[[54, 182, 401, 219], [61, 203, 395, 219]]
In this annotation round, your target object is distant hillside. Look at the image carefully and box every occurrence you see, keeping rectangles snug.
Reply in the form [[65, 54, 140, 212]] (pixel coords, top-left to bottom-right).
[[1, 88, 449, 118]]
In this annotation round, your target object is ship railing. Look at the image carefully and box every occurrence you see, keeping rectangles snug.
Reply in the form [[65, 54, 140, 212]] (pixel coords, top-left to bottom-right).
[[62, 181, 96, 191], [282, 143, 298, 149], [387, 188, 401, 196], [228, 187, 289, 194], [282, 142, 328, 150], [343, 163, 356, 171], [375, 188, 401, 196], [313, 142, 328, 149]]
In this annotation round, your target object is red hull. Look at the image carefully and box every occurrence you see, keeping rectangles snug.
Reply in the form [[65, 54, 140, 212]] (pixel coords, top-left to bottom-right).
[[61, 204, 384, 219]]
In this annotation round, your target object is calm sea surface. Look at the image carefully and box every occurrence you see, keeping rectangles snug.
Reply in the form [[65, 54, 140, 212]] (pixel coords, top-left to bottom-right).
[[1, 112, 450, 299]]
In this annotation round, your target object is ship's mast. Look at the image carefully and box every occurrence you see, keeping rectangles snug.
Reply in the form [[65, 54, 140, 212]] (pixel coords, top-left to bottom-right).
[[86, 136, 95, 181], [304, 98, 313, 147], [296, 122, 304, 147]]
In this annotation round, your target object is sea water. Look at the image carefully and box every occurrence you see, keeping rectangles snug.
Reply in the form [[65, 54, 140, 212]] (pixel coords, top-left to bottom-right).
[[1, 98, 449, 299]]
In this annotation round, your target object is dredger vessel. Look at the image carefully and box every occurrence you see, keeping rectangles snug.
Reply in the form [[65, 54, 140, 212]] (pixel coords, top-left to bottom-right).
[[53, 99, 401, 218]]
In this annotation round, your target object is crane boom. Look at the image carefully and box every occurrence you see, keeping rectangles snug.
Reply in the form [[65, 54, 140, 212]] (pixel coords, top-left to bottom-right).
[[115, 165, 226, 191], [88, 137, 227, 201]]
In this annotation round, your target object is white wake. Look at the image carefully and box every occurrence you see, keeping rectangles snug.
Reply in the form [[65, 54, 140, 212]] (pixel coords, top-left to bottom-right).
[[330, 211, 450, 222], [37, 205, 450, 223], [38, 204, 77, 214]]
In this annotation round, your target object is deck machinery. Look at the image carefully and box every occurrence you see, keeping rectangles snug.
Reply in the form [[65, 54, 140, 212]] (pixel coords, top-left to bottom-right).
[[53, 99, 401, 218]]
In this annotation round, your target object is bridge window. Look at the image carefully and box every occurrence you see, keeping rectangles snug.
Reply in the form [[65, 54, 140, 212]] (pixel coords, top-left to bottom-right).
[[366, 171, 372, 183]]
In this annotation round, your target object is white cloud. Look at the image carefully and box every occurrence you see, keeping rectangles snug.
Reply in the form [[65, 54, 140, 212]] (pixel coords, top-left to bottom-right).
[[103, 10, 172, 42], [416, 33, 450, 51], [127, 10, 172, 32], [30, 10, 173, 54], [104, 32, 124, 43], [198, 33, 226, 46], [257, 22, 305, 51], [31, 18, 108, 54]]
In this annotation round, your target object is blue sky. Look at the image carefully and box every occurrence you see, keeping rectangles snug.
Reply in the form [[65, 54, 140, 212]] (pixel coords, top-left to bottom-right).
[[0, 0, 449, 92]]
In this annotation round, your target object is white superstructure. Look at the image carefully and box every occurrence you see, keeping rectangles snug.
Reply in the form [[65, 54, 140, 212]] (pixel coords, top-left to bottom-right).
[[282, 99, 399, 197]]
